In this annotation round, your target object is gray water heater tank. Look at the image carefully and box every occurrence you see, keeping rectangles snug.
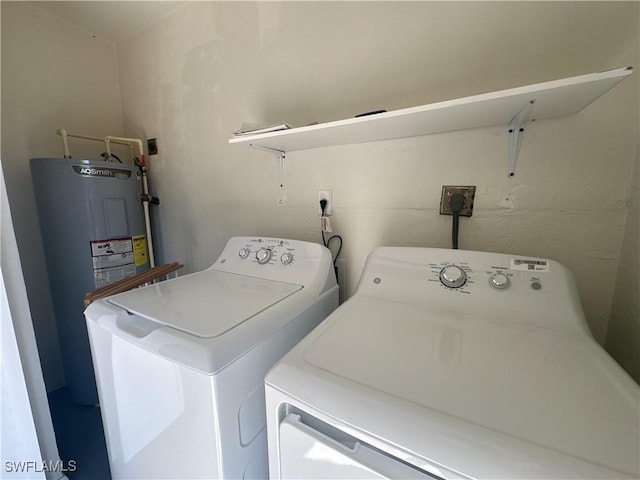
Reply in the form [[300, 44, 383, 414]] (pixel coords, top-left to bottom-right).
[[31, 157, 150, 405]]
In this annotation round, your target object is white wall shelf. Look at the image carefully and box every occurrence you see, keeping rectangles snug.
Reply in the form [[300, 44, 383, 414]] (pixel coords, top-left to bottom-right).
[[229, 66, 633, 177]]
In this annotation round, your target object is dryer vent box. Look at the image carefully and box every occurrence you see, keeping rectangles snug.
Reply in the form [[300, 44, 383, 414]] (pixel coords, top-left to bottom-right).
[[440, 186, 476, 217]]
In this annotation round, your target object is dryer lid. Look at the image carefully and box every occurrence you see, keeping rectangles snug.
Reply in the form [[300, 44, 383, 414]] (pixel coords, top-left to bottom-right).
[[108, 270, 301, 338], [294, 296, 640, 478]]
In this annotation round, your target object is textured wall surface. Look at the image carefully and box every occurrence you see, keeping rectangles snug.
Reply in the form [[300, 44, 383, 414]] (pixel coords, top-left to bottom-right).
[[606, 147, 639, 383], [117, 2, 639, 345]]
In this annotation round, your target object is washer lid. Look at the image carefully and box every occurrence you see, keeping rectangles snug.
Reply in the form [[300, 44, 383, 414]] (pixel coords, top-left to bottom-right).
[[297, 296, 639, 477], [108, 270, 302, 338]]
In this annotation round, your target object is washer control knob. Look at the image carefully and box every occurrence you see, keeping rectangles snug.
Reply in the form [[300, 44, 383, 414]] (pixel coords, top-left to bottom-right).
[[280, 252, 294, 265], [439, 265, 467, 288], [238, 248, 250, 259], [256, 248, 273, 264], [489, 272, 510, 290]]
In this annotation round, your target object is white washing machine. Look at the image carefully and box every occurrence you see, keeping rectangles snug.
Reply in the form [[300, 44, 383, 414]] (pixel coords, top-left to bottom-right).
[[85, 236, 338, 479], [265, 247, 640, 480]]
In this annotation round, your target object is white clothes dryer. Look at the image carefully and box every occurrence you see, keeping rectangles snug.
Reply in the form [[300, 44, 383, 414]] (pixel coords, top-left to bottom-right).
[[265, 246, 639, 480], [85, 236, 338, 479]]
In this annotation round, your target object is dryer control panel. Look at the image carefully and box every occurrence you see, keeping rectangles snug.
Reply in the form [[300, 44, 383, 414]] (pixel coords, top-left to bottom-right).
[[209, 237, 336, 298], [356, 247, 588, 333], [425, 257, 547, 295]]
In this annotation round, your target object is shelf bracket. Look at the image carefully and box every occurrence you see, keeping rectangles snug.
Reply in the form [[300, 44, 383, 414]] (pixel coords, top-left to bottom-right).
[[507, 100, 535, 178], [250, 144, 287, 205]]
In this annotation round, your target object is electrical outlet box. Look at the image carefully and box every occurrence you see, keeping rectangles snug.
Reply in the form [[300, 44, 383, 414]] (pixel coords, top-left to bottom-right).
[[440, 186, 476, 216], [318, 189, 333, 215], [147, 138, 158, 155]]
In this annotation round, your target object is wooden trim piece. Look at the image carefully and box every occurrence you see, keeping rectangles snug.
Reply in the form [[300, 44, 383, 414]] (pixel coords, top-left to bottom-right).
[[84, 262, 184, 307]]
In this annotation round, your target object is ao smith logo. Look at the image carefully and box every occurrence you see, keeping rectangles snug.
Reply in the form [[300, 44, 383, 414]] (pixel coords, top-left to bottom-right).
[[79, 167, 113, 176], [73, 165, 131, 178]]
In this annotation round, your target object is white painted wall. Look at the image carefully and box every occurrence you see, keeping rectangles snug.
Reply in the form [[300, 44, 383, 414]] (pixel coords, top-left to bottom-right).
[[1, 163, 63, 480], [1, 2, 126, 391], [116, 1, 639, 346], [606, 145, 639, 383], [1, 267, 45, 480]]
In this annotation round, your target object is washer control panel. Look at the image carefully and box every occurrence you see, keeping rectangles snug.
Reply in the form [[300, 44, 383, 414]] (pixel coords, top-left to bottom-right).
[[255, 247, 274, 264], [211, 236, 336, 298], [235, 238, 297, 266], [280, 252, 294, 265]]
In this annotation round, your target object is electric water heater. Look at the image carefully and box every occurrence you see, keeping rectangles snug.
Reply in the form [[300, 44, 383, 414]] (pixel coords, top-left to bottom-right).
[[31, 157, 150, 404]]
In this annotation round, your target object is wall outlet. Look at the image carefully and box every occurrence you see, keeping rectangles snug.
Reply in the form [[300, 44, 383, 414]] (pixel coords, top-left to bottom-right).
[[318, 189, 333, 215], [439, 186, 476, 216]]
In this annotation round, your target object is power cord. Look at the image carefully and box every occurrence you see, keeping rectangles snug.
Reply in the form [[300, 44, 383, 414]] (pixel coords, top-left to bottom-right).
[[450, 193, 465, 249], [320, 199, 343, 270], [100, 152, 123, 163]]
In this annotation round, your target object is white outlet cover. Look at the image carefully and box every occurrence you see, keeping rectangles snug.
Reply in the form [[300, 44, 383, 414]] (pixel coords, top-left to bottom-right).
[[318, 189, 333, 215]]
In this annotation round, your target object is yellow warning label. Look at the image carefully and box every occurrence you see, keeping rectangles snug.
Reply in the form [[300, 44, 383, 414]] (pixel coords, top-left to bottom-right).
[[132, 235, 148, 267]]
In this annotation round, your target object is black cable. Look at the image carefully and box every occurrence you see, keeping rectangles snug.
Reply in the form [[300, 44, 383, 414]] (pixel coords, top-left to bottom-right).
[[452, 212, 460, 249], [100, 152, 123, 163], [322, 231, 343, 262], [450, 193, 465, 250], [319, 199, 343, 267]]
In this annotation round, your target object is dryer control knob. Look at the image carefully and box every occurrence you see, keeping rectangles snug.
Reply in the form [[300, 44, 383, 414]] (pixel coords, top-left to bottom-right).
[[256, 248, 273, 265], [489, 272, 510, 290], [439, 265, 467, 288], [280, 252, 294, 265], [238, 248, 250, 259]]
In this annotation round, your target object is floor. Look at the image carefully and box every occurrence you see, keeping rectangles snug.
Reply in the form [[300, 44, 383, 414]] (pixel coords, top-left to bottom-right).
[[48, 388, 111, 479]]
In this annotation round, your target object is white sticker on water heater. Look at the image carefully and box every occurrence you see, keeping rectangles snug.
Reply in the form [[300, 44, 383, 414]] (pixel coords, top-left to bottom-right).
[[90, 237, 136, 288], [90, 238, 133, 257]]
